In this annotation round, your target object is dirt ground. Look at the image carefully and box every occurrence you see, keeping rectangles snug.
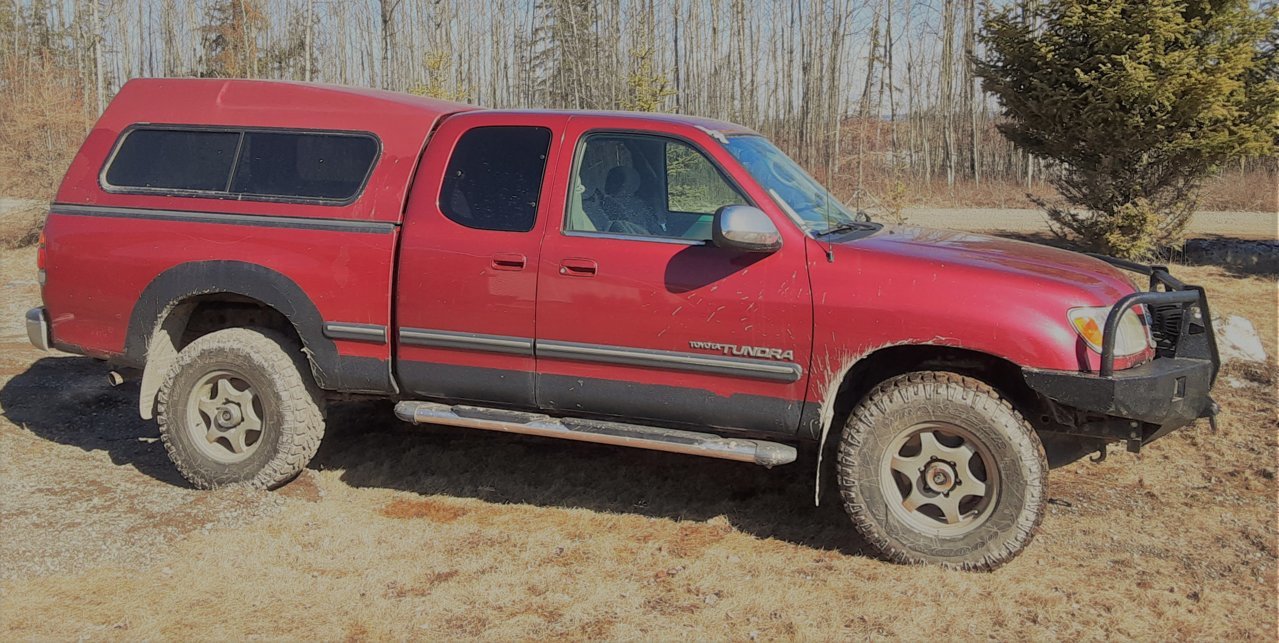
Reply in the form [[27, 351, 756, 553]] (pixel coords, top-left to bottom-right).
[[0, 216, 1276, 639]]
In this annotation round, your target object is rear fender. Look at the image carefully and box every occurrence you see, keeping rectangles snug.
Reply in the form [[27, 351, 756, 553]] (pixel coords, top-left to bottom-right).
[[130, 260, 394, 419]]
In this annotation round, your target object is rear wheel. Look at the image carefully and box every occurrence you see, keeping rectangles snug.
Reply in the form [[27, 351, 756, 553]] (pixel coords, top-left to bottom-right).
[[836, 371, 1047, 570], [156, 328, 325, 489]]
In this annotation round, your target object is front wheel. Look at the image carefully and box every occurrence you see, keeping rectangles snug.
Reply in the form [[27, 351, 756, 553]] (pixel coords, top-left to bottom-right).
[[156, 328, 326, 489], [836, 371, 1047, 570]]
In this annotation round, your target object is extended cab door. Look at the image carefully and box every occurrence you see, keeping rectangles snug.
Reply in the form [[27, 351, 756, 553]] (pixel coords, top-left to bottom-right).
[[395, 112, 568, 407], [534, 117, 813, 434]]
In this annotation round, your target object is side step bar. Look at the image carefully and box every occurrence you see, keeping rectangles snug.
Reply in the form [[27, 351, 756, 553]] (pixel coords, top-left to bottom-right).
[[393, 401, 797, 467]]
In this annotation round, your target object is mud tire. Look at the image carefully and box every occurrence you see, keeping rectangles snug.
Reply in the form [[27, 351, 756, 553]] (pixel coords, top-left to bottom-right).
[[836, 371, 1047, 570], [156, 328, 325, 489]]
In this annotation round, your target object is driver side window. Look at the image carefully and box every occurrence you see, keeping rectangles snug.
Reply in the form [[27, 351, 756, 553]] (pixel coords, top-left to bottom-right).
[[565, 133, 746, 241]]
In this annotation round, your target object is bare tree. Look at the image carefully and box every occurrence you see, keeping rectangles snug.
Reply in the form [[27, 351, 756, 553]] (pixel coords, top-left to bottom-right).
[[1, 0, 1268, 214], [379, 0, 400, 89], [91, 0, 103, 113]]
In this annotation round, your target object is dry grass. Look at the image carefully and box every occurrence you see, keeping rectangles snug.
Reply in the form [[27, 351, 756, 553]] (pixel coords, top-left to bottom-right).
[[379, 497, 469, 522], [0, 57, 95, 201], [1198, 168, 1279, 213], [0, 204, 43, 249], [0, 247, 1275, 639]]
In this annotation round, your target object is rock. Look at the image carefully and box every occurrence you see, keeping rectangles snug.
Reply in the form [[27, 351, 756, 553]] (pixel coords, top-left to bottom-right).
[[1214, 315, 1267, 363], [1183, 239, 1279, 273]]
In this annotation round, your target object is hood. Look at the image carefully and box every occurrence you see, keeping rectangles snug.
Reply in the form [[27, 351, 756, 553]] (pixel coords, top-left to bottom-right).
[[840, 226, 1137, 302]]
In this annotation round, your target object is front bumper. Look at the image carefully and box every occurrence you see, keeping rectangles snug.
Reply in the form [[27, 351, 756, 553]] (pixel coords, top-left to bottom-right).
[[26, 307, 50, 351], [1024, 358, 1215, 449], [1023, 257, 1219, 452]]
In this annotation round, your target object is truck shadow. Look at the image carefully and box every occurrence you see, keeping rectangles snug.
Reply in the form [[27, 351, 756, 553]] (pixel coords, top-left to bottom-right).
[[0, 356, 188, 486], [1, 356, 869, 556], [318, 401, 871, 556]]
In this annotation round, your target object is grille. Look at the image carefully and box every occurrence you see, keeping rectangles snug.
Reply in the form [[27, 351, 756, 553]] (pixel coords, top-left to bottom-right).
[[1148, 303, 1183, 354]]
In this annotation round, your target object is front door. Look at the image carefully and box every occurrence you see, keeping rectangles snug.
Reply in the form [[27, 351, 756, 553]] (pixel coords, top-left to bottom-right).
[[534, 119, 813, 434], [395, 112, 567, 408]]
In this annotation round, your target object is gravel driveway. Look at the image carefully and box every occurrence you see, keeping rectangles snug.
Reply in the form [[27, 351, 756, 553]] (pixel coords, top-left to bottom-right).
[[901, 207, 1277, 239]]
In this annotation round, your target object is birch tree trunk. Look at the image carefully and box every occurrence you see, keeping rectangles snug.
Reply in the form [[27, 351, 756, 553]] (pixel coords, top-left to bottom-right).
[[91, 0, 103, 113]]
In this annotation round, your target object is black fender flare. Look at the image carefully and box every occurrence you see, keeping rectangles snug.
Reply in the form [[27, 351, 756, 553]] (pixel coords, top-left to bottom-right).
[[802, 343, 1039, 506], [127, 260, 392, 418]]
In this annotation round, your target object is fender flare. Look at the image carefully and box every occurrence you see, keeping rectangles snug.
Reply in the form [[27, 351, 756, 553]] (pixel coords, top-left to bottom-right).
[[806, 341, 1041, 506], [127, 260, 392, 418]]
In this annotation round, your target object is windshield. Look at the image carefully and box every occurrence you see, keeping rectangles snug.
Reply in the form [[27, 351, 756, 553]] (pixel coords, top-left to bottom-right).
[[723, 135, 861, 235]]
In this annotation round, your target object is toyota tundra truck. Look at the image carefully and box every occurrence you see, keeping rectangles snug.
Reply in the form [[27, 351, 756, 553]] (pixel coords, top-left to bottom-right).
[[26, 78, 1219, 569]]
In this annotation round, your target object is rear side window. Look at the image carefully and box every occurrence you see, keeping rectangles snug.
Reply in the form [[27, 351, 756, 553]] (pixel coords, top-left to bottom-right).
[[102, 127, 379, 203], [439, 126, 552, 232], [104, 129, 239, 192], [230, 132, 378, 200]]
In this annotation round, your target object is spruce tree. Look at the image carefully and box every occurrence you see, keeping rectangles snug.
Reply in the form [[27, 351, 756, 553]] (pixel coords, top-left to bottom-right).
[[977, 0, 1278, 258]]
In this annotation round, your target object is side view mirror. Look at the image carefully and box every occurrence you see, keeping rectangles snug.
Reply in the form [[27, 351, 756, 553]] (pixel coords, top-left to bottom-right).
[[712, 205, 782, 253]]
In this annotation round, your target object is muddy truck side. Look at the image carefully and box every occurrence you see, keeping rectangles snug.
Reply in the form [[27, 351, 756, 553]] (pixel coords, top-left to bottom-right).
[[27, 78, 1219, 569]]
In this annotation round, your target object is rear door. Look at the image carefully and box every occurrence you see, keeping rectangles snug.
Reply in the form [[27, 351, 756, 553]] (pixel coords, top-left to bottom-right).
[[394, 112, 568, 407], [534, 117, 813, 434]]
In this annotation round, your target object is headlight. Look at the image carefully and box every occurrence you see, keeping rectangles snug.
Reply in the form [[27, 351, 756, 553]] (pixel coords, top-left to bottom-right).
[[1067, 306, 1153, 356]]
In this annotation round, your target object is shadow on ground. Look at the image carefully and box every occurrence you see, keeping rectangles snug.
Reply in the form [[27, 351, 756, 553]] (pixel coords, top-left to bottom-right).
[[1, 356, 869, 556], [317, 400, 869, 555], [0, 356, 185, 486]]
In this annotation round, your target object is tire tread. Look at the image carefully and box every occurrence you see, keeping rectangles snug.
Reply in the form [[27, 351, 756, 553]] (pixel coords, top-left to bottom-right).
[[155, 328, 326, 489], [835, 371, 1048, 571]]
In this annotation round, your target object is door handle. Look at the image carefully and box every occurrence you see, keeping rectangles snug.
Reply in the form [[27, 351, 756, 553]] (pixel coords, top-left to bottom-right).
[[559, 258, 598, 277], [491, 253, 527, 271]]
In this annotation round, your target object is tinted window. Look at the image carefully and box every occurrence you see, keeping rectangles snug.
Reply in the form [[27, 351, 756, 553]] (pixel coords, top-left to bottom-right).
[[230, 132, 378, 200], [105, 129, 239, 192], [103, 127, 380, 203], [440, 126, 551, 232]]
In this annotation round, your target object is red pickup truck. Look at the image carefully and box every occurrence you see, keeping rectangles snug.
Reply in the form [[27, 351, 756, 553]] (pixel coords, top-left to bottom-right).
[[28, 78, 1218, 569]]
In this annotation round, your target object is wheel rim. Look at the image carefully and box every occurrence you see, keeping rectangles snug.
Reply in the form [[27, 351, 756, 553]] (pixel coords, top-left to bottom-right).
[[879, 421, 999, 537], [185, 369, 265, 464]]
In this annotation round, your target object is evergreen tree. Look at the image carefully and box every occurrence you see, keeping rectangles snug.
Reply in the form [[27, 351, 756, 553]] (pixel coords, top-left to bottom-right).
[[977, 0, 1279, 258]]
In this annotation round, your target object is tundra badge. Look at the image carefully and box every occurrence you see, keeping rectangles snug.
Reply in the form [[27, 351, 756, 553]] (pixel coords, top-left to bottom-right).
[[689, 341, 794, 361]]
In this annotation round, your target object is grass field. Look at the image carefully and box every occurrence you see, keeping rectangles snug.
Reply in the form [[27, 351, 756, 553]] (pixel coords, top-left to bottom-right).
[[0, 235, 1275, 639]]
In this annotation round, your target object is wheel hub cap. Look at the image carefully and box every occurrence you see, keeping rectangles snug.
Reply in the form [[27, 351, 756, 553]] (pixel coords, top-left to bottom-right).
[[215, 404, 243, 429], [880, 421, 999, 536], [925, 461, 956, 493], [186, 370, 264, 464]]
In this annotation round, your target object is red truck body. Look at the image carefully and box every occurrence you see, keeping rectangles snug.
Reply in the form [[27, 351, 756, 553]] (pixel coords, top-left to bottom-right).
[[45, 78, 1148, 426], [30, 78, 1219, 568]]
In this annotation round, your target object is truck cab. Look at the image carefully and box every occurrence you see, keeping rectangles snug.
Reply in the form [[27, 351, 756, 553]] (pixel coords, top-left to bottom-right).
[[27, 79, 1218, 570]]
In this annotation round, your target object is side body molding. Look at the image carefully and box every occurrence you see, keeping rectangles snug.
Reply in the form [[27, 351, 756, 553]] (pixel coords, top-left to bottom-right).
[[128, 260, 394, 418]]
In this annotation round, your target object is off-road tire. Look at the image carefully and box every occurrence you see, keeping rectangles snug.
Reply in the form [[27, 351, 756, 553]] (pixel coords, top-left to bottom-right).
[[836, 371, 1047, 570], [156, 328, 326, 489]]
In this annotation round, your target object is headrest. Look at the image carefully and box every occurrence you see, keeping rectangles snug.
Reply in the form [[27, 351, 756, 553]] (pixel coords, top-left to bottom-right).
[[605, 165, 640, 196]]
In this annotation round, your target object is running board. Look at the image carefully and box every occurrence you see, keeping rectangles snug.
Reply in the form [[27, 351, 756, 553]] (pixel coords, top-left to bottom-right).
[[393, 401, 796, 467]]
